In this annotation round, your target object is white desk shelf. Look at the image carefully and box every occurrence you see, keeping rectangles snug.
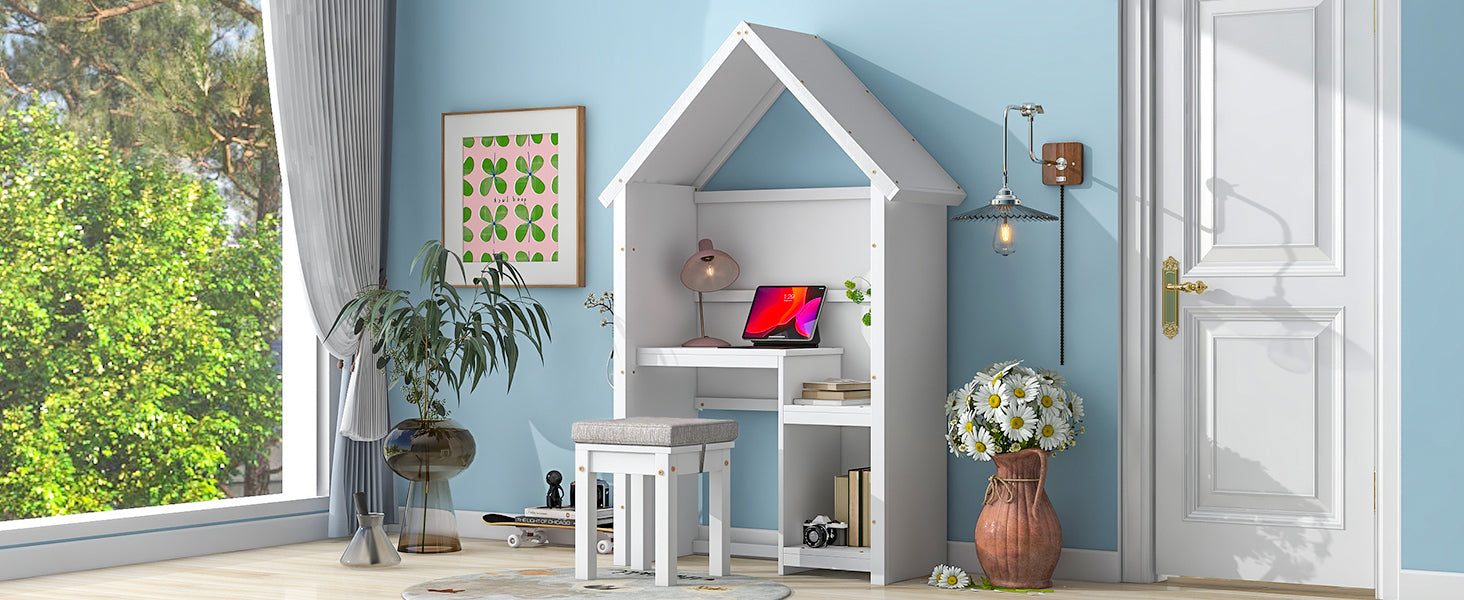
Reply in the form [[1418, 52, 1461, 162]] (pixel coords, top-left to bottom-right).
[[783, 404, 872, 428], [782, 544, 873, 573], [637, 346, 843, 369], [603, 21, 955, 585]]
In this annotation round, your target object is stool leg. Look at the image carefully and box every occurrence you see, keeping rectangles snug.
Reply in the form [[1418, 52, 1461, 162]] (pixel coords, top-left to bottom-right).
[[654, 467, 677, 586], [575, 448, 596, 581], [709, 464, 730, 577], [630, 474, 652, 570], [612, 473, 629, 566]]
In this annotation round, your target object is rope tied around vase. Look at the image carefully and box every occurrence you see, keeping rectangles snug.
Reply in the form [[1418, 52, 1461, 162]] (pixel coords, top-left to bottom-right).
[[984, 475, 1042, 505]]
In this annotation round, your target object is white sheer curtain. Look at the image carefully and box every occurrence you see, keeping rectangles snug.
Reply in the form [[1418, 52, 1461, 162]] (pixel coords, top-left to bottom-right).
[[264, 0, 396, 537]]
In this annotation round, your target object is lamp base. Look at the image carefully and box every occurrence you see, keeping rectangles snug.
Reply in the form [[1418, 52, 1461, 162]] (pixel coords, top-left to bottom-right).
[[682, 336, 731, 348]]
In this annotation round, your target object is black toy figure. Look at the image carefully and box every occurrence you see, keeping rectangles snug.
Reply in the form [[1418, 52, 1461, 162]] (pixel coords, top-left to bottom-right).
[[545, 470, 565, 508]]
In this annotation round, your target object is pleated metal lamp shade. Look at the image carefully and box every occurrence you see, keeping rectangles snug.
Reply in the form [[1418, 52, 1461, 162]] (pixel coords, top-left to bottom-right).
[[950, 186, 1058, 223], [952, 185, 1057, 256]]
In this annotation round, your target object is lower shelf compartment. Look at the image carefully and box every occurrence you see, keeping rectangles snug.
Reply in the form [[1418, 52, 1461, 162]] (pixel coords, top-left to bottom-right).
[[781, 544, 872, 573]]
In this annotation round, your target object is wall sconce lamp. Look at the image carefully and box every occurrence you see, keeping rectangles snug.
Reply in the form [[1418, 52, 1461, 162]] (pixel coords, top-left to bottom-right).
[[952, 103, 1085, 363], [951, 103, 1065, 256]]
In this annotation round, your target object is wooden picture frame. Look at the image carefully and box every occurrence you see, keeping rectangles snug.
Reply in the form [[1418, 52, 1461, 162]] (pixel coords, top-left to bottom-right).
[[442, 106, 584, 287]]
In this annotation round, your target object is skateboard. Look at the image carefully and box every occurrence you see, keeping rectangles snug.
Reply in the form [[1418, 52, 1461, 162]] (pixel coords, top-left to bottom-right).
[[482, 513, 614, 555]]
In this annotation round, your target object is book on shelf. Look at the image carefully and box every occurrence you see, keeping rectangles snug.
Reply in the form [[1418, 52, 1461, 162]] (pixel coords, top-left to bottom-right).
[[847, 469, 863, 546], [522, 506, 613, 520], [834, 474, 850, 527], [515, 515, 612, 528], [802, 378, 871, 392], [793, 397, 870, 407], [802, 389, 871, 400], [858, 467, 871, 547]]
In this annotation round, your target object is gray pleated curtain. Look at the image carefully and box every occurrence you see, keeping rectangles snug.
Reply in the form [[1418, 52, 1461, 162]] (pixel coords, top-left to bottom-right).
[[264, 0, 396, 537]]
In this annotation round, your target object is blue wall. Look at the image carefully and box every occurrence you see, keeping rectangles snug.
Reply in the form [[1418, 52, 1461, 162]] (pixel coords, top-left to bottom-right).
[[1400, 0, 1464, 575], [390, 0, 1113, 554]]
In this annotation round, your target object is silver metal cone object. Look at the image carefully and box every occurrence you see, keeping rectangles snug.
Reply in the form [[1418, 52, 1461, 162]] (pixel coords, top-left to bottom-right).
[[340, 512, 401, 567]]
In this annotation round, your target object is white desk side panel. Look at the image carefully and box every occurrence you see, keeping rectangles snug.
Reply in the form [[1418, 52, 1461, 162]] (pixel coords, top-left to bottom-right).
[[614, 183, 700, 556], [870, 190, 949, 584]]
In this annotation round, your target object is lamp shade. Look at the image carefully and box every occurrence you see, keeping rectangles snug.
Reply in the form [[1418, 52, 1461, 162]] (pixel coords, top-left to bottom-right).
[[680, 239, 739, 292]]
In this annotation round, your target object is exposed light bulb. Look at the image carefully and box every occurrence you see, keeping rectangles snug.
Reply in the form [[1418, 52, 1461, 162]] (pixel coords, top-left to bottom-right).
[[705, 264, 715, 277], [993, 217, 1016, 256]]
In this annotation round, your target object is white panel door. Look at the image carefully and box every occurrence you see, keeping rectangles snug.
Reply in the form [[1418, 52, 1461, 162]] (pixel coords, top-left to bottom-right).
[[1154, 0, 1375, 588]]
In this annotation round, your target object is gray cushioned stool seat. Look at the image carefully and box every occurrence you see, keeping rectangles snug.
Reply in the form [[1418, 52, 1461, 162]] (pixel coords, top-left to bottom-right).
[[571, 417, 738, 447]]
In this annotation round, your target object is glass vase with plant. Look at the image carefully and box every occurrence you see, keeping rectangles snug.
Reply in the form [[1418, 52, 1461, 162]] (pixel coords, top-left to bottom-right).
[[331, 240, 551, 553]]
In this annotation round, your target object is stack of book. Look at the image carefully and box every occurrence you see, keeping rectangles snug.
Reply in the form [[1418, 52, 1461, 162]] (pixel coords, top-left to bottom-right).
[[833, 468, 872, 547], [522, 505, 613, 526], [794, 378, 872, 406]]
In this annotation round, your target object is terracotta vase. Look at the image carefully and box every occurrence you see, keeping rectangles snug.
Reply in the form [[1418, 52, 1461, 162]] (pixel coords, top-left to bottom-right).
[[974, 448, 1062, 589]]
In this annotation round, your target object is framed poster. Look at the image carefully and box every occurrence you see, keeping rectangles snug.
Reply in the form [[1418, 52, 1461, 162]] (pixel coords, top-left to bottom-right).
[[442, 106, 584, 287]]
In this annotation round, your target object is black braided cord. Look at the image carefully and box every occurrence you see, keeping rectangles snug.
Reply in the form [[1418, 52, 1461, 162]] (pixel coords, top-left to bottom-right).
[[1059, 185, 1066, 366]]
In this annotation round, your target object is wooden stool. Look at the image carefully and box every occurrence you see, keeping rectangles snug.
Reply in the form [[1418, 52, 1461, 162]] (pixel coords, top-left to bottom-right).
[[571, 417, 737, 586]]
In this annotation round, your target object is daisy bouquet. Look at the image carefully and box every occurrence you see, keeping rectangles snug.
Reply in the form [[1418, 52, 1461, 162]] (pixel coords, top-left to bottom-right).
[[946, 360, 1085, 460]]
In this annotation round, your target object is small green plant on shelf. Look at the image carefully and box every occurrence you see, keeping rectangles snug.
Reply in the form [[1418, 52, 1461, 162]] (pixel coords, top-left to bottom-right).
[[844, 276, 872, 327]]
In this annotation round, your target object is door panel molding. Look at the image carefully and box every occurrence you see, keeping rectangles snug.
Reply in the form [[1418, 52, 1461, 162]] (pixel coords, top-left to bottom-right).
[[1189, 0, 1346, 277], [1183, 306, 1346, 530]]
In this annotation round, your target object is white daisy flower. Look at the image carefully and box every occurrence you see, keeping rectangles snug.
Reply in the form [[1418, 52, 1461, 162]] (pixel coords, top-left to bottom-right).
[[957, 378, 979, 411], [936, 565, 970, 589], [1035, 385, 1067, 416], [978, 359, 1022, 383], [1035, 410, 1071, 451], [1035, 367, 1067, 388], [1007, 374, 1041, 405], [945, 390, 962, 419], [972, 379, 1006, 420], [967, 426, 996, 461], [1068, 392, 1086, 421], [957, 408, 982, 447], [929, 564, 944, 586], [998, 403, 1037, 442]]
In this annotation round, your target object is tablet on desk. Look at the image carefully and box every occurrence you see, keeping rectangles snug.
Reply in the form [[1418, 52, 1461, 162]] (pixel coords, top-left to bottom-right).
[[740, 285, 825, 348]]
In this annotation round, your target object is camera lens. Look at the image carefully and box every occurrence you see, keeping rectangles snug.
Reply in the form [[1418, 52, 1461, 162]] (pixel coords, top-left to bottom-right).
[[803, 525, 828, 548]]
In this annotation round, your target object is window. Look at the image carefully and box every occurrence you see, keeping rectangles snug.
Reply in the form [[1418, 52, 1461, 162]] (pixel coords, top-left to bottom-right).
[[0, 0, 302, 522]]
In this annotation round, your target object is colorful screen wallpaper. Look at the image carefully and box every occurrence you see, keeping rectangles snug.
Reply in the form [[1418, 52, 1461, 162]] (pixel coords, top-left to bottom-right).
[[743, 286, 825, 339], [460, 133, 561, 263]]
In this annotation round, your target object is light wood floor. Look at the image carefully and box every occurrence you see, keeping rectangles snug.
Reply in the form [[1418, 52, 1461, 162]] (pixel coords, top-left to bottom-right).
[[0, 538, 1375, 599]]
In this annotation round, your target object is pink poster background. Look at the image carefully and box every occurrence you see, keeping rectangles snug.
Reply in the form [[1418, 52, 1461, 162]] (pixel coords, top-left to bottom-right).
[[460, 133, 561, 263]]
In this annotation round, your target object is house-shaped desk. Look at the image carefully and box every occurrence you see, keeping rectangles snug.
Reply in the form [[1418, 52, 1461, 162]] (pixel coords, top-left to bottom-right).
[[600, 21, 963, 585]]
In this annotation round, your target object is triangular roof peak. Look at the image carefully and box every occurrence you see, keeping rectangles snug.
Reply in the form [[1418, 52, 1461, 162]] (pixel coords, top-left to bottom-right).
[[600, 21, 965, 207]]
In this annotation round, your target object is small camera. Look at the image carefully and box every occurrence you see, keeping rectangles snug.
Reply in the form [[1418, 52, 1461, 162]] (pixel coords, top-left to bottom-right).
[[570, 478, 613, 510], [802, 515, 848, 548]]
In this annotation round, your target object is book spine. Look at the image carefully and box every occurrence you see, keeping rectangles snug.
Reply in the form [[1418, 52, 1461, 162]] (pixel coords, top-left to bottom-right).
[[848, 469, 863, 546], [860, 468, 872, 547], [834, 474, 850, 539]]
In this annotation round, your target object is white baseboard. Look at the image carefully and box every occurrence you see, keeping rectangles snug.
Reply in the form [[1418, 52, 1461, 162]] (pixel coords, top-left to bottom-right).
[[453, 511, 1120, 584], [0, 507, 328, 580], [946, 541, 1120, 583], [454, 509, 777, 559], [1399, 569, 1464, 600]]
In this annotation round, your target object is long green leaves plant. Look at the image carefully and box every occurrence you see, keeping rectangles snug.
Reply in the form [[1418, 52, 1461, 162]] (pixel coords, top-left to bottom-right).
[[331, 241, 551, 421]]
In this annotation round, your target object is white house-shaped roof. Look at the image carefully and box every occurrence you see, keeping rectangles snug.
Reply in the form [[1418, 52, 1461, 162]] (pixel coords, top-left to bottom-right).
[[599, 22, 965, 207]]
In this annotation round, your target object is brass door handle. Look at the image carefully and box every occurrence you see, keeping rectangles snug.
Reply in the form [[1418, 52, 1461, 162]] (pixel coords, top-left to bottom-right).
[[1165, 281, 1208, 294], [1162, 256, 1209, 339]]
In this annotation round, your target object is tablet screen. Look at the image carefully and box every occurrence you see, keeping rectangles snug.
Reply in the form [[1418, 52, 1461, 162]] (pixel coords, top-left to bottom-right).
[[742, 286, 826, 341]]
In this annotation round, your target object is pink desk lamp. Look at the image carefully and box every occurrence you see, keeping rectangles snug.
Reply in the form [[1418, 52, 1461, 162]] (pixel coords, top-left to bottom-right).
[[680, 238, 739, 347]]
